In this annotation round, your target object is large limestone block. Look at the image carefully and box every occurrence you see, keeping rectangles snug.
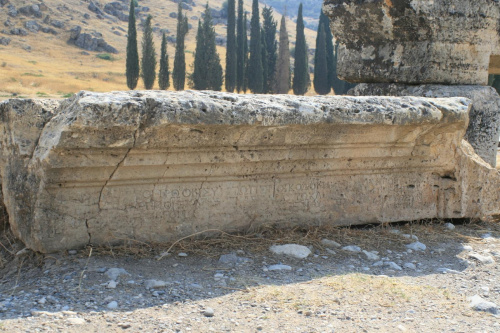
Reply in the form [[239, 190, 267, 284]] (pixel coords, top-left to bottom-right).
[[323, 0, 500, 85], [350, 84, 500, 168], [0, 91, 499, 253]]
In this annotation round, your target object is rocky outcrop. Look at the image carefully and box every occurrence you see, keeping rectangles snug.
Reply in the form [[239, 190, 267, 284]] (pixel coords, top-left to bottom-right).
[[68, 25, 118, 54], [1, 91, 499, 253], [323, 0, 500, 85], [0, 37, 10, 46], [350, 84, 500, 168]]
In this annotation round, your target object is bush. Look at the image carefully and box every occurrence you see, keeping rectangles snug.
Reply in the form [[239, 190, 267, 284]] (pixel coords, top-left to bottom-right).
[[96, 53, 115, 61]]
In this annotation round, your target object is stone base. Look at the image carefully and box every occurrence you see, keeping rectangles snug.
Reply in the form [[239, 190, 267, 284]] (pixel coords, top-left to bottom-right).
[[350, 84, 500, 168], [1, 91, 499, 252]]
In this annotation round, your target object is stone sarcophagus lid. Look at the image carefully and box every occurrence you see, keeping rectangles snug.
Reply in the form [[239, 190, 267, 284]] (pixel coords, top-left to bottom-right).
[[0, 91, 499, 252], [323, 0, 500, 85]]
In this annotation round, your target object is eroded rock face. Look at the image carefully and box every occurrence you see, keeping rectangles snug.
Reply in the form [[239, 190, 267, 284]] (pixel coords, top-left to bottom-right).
[[0, 91, 499, 252], [323, 0, 500, 84], [350, 84, 500, 167]]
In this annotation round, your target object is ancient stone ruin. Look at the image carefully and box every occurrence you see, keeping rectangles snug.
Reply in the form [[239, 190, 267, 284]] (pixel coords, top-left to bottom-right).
[[0, 0, 498, 253], [323, 0, 500, 167], [0, 91, 499, 252]]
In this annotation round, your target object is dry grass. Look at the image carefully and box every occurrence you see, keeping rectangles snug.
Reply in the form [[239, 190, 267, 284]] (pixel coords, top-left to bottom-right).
[[243, 273, 457, 312], [85, 219, 495, 259], [0, 0, 321, 99]]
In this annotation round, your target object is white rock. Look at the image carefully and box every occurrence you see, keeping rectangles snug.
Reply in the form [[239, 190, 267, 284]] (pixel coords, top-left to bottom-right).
[[406, 242, 426, 251], [106, 280, 117, 289], [389, 229, 401, 234], [462, 245, 473, 251], [214, 273, 224, 279], [468, 295, 498, 314], [269, 244, 311, 259], [144, 280, 169, 289], [203, 307, 215, 317], [68, 250, 77, 255], [321, 239, 341, 248], [373, 261, 384, 267], [403, 263, 416, 270], [325, 248, 336, 255], [385, 262, 402, 271], [402, 234, 419, 241], [436, 267, 462, 274], [268, 264, 292, 271], [38, 297, 46, 305], [105, 268, 129, 281], [66, 317, 86, 325], [469, 252, 495, 264], [107, 301, 118, 310], [178, 252, 188, 257], [362, 250, 379, 261], [342, 245, 361, 253], [444, 223, 455, 230]]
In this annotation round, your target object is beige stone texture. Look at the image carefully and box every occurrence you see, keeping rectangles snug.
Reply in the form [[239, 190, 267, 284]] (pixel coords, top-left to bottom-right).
[[0, 91, 499, 253], [323, 0, 500, 85]]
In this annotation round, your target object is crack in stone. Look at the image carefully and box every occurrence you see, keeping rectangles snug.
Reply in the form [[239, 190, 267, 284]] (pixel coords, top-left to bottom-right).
[[85, 219, 91, 245], [97, 128, 138, 210]]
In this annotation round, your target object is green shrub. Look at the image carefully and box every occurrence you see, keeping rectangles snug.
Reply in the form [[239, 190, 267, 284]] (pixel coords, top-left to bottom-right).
[[96, 53, 115, 61]]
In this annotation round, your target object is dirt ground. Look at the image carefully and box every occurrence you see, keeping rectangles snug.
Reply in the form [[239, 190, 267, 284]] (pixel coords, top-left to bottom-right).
[[0, 218, 499, 332]]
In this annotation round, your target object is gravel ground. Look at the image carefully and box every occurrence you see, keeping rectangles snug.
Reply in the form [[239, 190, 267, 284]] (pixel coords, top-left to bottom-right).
[[0, 219, 499, 332]]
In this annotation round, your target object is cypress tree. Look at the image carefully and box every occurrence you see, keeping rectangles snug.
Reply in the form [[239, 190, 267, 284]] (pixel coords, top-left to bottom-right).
[[293, 4, 310, 95], [126, 0, 139, 90], [141, 15, 156, 90], [192, 20, 206, 90], [225, 0, 236, 92], [173, 3, 189, 91], [319, 10, 335, 92], [242, 13, 249, 93], [159, 33, 170, 90], [274, 15, 290, 94], [262, 6, 277, 94], [236, 0, 245, 92], [261, 28, 268, 93], [247, 0, 263, 93], [313, 22, 329, 95], [192, 5, 223, 91]]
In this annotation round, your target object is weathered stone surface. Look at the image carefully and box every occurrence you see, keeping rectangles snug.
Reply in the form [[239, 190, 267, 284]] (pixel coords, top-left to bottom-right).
[[350, 84, 500, 167], [0, 91, 499, 253], [323, 0, 500, 85]]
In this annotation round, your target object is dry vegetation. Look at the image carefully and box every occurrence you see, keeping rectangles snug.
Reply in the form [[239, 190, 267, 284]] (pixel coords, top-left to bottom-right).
[[0, 0, 319, 99]]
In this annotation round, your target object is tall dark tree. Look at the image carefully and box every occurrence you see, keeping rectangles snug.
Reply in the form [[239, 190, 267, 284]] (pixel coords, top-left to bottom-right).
[[242, 13, 249, 92], [292, 3, 310, 95], [318, 10, 335, 91], [313, 22, 329, 95], [192, 5, 223, 91], [225, 0, 236, 92], [126, 0, 139, 90], [173, 3, 189, 90], [260, 28, 268, 93], [247, 0, 263, 93], [141, 15, 156, 90], [159, 33, 170, 90], [236, 0, 245, 92], [262, 6, 277, 93], [274, 14, 290, 94]]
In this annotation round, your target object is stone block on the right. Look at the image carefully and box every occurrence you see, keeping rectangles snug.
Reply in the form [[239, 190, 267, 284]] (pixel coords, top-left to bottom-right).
[[350, 84, 500, 168], [323, 0, 500, 85]]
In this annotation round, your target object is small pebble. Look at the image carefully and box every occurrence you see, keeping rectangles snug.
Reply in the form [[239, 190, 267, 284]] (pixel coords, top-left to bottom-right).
[[107, 301, 118, 310], [178, 252, 188, 257], [203, 307, 215, 317]]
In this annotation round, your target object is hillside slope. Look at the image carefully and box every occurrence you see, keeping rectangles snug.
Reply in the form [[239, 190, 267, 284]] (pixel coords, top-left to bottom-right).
[[0, 0, 318, 98]]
